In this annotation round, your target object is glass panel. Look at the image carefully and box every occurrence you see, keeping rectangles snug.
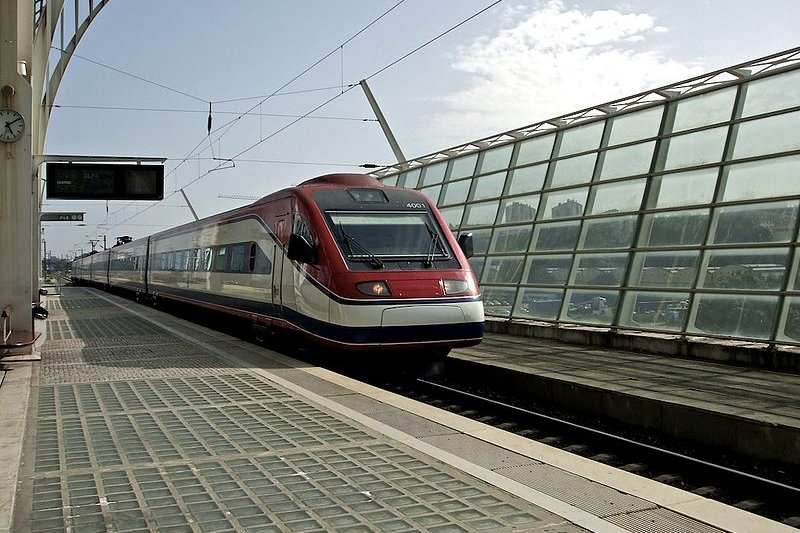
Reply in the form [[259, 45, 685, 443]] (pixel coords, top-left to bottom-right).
[[382, 174, 398, 187], [700, 248, 788, 290], [468, 257, 485, 279], [562, 289, 619, 325], [441, 179, 471, 205], [723, 155, 800, 202], [690, 294, 778, 340], [420, 185, 442, 205], [513, 288, 564, 320], [471, 171, 507, 201], [439, 206, 465, 230], [778, 296, 800, 343], [468, 228, 493, 255], [550, 153, 596, 188], [400, 168, 421, 188], [531, 220, 581, 251], [482, 256, 525, 284], [641, 210, 709, 247], [659, 126, 728, 170], [581, 215, 637, 249], [557, 121, 605, 156], [598, 142, 655, 180], [516, 133, 555, 165], [498, 195, 539, 224], [619, 291, 689, 331], [571, 253, 628, 286], [489, 226, 532, 253], [540, 188, 588, 220], [482, 286, 517, 317], [648, 169, 718, 208], [630, 251, 700, 288], [448, 154, 479, 181], [670, 86, 736, 132], [462, 201, 500, 227], [507, 163, 547, 195], [420, 161, 447, 187], [479, 144, 514, 174], [711, 201, 799, 244], [588, 179, 646, 215], [731, 111, 800, 159], [607, 106, 663, 146], [525, 254, 573, 285], [741, 69, 800, 117]]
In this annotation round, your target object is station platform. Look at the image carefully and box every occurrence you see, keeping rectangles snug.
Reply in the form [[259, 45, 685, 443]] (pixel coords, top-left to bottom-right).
[[0, 287, 795, 533], [449, 330, 800, 467]]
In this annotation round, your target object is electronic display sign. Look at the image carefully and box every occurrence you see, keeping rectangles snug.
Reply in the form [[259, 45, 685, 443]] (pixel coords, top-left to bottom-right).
[[46, 163, 164, 200]]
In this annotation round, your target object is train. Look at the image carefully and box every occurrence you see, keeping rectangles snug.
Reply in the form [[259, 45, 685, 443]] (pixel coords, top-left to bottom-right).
[[71, 173, 484, 354]]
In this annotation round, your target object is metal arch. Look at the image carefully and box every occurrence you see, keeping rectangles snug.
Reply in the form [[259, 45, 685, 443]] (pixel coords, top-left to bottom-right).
[[33, 0, 111, 139], [371, 45, 800, 178]]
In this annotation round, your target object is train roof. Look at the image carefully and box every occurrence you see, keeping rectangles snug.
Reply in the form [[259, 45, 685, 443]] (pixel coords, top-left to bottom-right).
[[297, 173, 382, 188]]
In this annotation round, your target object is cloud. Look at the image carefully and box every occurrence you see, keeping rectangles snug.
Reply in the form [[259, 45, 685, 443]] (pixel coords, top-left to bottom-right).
[[422, 1, 704, 147]]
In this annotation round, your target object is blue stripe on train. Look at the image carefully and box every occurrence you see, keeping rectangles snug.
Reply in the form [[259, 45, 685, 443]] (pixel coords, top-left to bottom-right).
[[150, 284, 483, 346]]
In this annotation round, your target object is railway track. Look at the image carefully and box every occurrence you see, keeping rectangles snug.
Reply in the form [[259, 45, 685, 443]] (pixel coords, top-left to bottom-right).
[[312, 354, 800, 529]]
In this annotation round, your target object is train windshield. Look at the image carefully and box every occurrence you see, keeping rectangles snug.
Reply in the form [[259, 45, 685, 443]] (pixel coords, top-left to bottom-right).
[[328, 211, 451, 264]]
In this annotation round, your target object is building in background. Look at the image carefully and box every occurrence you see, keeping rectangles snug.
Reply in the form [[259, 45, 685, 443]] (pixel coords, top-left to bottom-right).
[[375, 47, 800, 345]]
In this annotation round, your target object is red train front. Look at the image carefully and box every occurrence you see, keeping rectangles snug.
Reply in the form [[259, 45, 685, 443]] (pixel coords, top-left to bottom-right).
[[274, 173, 484, 352]]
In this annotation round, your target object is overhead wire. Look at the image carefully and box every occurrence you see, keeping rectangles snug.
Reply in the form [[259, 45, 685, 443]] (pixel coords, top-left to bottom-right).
[[51, 103, 376, 121], [98, 0, 506, 234]]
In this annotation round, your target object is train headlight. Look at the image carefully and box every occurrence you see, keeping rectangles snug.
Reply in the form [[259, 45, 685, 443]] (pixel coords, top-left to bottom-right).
[[356, 281, 392, 297], [442, 279, 470, 295]]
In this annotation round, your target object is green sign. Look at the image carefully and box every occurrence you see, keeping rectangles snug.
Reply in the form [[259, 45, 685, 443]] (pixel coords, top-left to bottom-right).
[[40, 212, 85, 222]]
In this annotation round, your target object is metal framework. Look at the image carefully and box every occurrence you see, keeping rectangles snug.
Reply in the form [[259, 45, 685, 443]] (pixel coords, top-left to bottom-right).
[[373, 46, 800, 348], [372, 46, 800, 178]]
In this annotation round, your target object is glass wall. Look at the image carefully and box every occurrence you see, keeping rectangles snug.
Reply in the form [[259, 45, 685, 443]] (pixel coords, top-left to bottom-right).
[[380, 60, 800, 345]]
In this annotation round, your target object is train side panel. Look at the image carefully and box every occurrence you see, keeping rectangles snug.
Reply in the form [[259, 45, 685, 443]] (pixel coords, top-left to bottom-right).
[[108, 240, 148, 293]]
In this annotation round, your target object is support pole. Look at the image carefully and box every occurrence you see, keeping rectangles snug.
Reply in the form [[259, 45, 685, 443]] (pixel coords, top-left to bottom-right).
[[180, 188, 200, 221], [359, 79, 406, 164]]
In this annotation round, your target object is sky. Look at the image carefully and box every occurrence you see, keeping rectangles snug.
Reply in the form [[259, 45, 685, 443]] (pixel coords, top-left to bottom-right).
[[41, 0, 800, 258]]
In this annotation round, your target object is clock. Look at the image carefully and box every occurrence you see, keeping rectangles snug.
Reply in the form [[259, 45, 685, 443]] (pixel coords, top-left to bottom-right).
[[0, 108, 25, 143]]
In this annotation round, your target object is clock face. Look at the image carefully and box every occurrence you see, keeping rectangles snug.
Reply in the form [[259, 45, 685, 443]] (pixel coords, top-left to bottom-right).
[[0, 108, 25, 143]]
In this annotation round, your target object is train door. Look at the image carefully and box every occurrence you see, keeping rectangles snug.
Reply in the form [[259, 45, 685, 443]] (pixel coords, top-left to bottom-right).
[[273, 217, 287, 313]]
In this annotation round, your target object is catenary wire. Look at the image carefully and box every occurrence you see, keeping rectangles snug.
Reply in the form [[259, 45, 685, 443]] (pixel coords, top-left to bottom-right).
[[97, 0, 506, 234]]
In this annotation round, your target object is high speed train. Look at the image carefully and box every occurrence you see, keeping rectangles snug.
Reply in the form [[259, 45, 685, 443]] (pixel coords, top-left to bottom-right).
[[72, 173, 484, 354]]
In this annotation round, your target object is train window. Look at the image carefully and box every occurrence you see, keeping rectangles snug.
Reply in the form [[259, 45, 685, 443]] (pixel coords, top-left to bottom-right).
[[329, 211, 451, 261], [293, 214, 314, 243], [160, 252, 168, 271], [192, 248, 202, 271], [253, 244, 272, 274], [230, 244, 247, 273], [204, 248, 213, 271], [167, 252, 176, 271], [175, 250, 188, 271], [214, 246, 230, 272], [248, 242, 257, 272]]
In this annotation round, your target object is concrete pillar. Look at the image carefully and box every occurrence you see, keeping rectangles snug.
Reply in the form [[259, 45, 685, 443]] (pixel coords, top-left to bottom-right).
[[1, 0, 35, 351]]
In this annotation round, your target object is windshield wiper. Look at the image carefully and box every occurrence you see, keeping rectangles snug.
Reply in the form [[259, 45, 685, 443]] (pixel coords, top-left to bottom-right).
[[339, 225, 384, 269], [424, 223, 446, 268]]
